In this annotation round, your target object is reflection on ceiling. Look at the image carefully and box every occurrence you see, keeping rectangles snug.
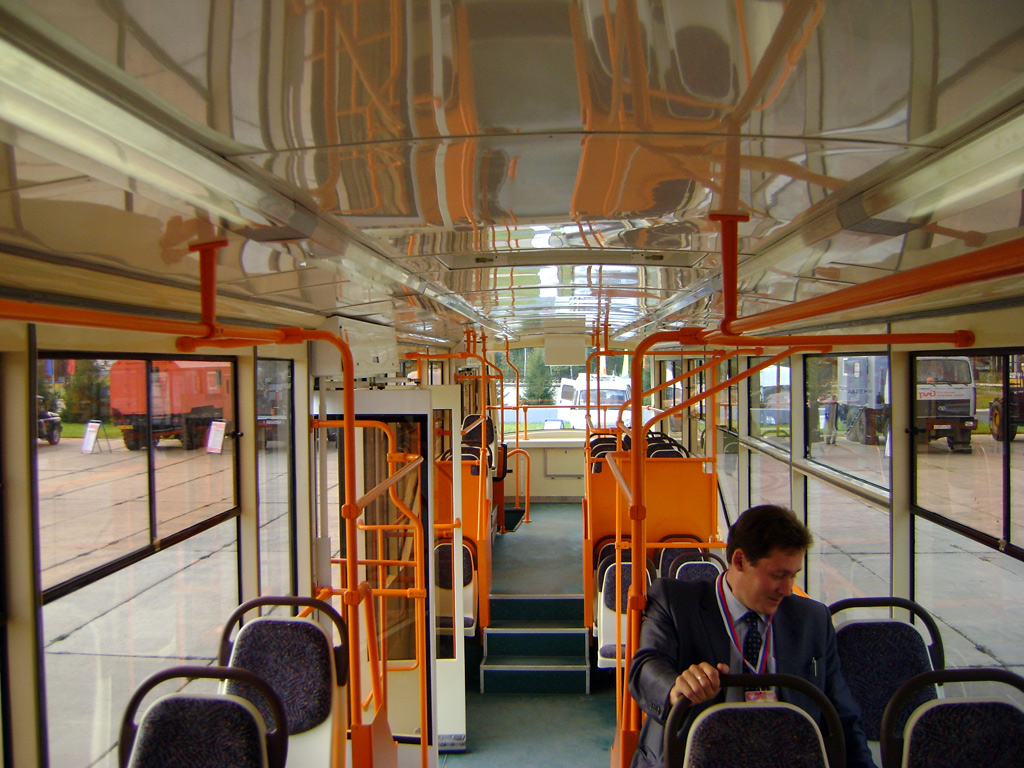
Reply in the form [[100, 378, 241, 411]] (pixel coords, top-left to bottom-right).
[[1, 0, 1023, 345]]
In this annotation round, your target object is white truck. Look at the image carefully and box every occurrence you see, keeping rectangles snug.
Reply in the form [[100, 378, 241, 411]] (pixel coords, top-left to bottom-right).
[[914, 355, 976, 453], [834, 354, 975, 452]]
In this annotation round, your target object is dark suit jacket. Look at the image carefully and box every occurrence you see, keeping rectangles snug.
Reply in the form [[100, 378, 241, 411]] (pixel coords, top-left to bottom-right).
[[628, 578, 877, 768]]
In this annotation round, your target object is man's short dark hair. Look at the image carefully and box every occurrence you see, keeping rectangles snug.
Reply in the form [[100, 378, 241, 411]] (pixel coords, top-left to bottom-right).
[[726, 504, 813, 564]]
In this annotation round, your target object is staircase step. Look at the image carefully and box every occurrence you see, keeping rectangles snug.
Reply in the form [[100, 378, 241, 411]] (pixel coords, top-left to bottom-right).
[[489, 594, 584, 623], [484, 623, 589, 657], [480, 655, 590, 694]]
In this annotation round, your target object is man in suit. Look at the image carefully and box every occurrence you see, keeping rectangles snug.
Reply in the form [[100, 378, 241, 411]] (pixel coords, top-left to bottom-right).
[[628, 504, 877, 768]]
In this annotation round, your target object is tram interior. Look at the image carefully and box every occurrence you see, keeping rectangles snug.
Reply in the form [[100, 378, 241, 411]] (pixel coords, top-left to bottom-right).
[[3, 1, 1024, 767]]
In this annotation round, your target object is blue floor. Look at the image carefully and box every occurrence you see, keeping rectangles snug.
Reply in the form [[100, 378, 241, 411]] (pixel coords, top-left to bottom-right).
[[444, 502, 619, 767], [442, 685, 617, 768], [492, 502, 583, 595]]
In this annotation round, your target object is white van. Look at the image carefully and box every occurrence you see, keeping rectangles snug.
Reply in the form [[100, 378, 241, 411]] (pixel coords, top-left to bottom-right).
[[556, 374, 649, 430]]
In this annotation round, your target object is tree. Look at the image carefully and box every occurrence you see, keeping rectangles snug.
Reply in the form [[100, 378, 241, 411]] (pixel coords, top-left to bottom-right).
[[523, 348, 554, 404], [63, 359, 107, 423]]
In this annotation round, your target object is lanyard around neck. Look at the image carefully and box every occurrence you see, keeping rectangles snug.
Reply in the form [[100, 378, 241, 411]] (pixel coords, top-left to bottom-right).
[[715, 572, 773, 675]]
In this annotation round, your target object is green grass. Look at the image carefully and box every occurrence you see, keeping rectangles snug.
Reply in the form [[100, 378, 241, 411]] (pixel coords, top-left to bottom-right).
[[57, 421, 119, 438]]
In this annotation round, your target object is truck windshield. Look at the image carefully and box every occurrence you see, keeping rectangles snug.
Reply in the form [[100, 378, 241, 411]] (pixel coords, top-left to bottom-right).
[[916, 359, 972, 385], [582, 389, 629, 405]]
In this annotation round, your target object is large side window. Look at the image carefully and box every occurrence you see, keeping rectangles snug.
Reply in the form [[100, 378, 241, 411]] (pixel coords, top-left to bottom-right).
[[913, 352, 1022, 553], [804, 353, 891, 489], [257, 358, 296, 598], [36, 355, 238, 591], [35, 353, 240, 767], [748, 357, 791, 451]]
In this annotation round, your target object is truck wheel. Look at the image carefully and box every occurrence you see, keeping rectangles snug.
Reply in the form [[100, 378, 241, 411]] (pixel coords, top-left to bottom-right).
[[183, 422, 207, 450], [946, 436, 970, 454], [124, 433, 142, 450], [991, 403, 1005, 441]]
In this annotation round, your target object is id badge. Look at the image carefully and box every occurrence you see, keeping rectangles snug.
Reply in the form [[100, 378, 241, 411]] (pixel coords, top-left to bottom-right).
[[745, 689, 778, 703]]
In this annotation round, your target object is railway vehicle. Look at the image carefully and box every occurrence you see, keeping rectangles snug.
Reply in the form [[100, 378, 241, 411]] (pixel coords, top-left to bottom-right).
[[2, 2, 1024, 767]]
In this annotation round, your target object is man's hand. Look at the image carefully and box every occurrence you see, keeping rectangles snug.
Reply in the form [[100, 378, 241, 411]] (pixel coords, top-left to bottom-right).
[[669, 662, 730, 705]]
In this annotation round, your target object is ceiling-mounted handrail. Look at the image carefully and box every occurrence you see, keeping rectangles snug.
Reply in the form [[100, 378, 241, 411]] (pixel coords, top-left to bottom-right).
[[724, 234, 1024, 336]]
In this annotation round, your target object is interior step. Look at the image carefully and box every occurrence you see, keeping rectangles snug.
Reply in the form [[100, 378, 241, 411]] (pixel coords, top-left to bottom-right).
[[485, 620, 589, 657], [501, 506, 526, 532], [489, 594, 585, 623], [481, 594, 590, 694], [479, 655, 590, 694]]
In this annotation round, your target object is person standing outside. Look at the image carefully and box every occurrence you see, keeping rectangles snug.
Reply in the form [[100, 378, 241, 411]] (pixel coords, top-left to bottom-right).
[[627, 504, 877, 768]]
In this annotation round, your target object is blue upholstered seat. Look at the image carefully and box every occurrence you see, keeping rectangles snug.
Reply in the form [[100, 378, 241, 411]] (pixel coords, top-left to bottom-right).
[[880, 668, 1024, 768], [671, 559, 721, 583], [218, 597, 348, 768], [119, 665, 287, 768], [226, 620, 333, 734], [683, 703, 829, 768], [835, 620, 935, 740], [829, 595, 944, 763], [901, 698, 1024, 768], [434, 540, 477, 634], [663, 673, 845, 768], [597, 561, 635, 668], [129, 694, 267, 768]]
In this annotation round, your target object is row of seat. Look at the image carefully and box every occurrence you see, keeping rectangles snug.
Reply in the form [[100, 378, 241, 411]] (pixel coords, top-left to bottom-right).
[[594, 536, 726, 669], [664, 596, 1024, 766], [589, 430, 690, 471], [664, 667, 1024, 768], [119, 596, 348, 768]]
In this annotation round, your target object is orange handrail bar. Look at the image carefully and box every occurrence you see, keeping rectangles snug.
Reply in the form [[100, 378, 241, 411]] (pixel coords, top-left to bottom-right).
[[722, 234, 1024, 336], [506, 448, 532, 524]]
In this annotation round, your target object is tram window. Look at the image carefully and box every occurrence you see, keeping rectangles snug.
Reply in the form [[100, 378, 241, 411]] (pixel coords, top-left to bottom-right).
[[657, 359, 684, 438], [805, 354, 891, 489], [749, 450, 790, 509], [42, 523, 239, 768], [717, 356, 739, 433], [749, 357, 791, 451], [257, 358, 295, 599], [914, 515, 1024, 677], [35, 355, 238, 591], [913, 353, 1017, 546], [805, 478, 889, 602]]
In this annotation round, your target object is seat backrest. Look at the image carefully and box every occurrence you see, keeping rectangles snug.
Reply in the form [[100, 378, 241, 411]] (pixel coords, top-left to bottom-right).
[[226, 619, 334, 734], [683, 703, 829, 768], [462, 414, 494, 446], [129, 694, 268, 768], [218, 597, 348, 737], [657, 535, 702, 578], [434, 540, 474, 589], [120, 665, 287, 768], [664, 673, 845, 768], [835, 620, 935, 740], [901, 698, 1024, 768], [829, 596, 944, 741], [672, 560, 721, 584], [880, 667, 1024, 768], [434, 540, 477, 633]]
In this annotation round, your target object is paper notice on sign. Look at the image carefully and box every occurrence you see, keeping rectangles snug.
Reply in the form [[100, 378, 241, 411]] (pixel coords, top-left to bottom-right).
[[206, 420, 227, 454], [82, 420, 101, 453]]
